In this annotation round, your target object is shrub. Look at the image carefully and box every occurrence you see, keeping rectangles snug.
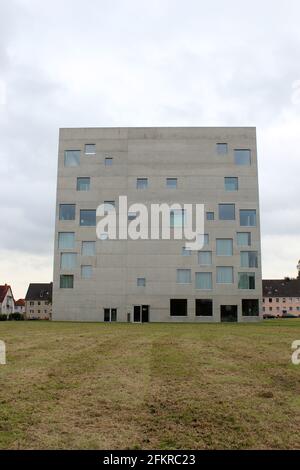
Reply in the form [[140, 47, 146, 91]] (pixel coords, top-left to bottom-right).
[[8, 313, 25, 321], [0, 314, 7, 321]]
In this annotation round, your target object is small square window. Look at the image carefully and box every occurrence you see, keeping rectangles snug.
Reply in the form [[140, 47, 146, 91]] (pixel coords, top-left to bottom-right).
[[216, 239, 233, 256], [170, 299, 187, 316], [137, 277, 146, 287], [198, 251, 212, 266], [128, 212, 137, 220], [240, 251, 258, 268], [77, 177, 90, 191], [217, 267, 234, 284], [206, 212, 214, 221], [59, 204, 75, 221], [237, 232, 251, 246], [80, 210, 96, 226], [182, 247, 191, 256], [240, 210, 257, 227], [105, 156, 113, 166], [64, 150, 80, 167], [137, 178, 148, 189], [225, 177, 238, 191], [85, 144, 96, 155], [60, 274, 74, 289], [217, 143, 228, 154], [81, 265, 92, 279], [166, 178, 177, 189], [219, 204, 235, 220], [170, 209, 186, 228], [195, 299, 213, 316], [177, 269, 191, 284], [235, 149, 251, 165], [58, 232, 75, 249], [238, 272, 255, 289], [60, 253, 77, 269], [195, 272, 212, 290], [82, 241, 96, 256], [242, 299, 259, 316]]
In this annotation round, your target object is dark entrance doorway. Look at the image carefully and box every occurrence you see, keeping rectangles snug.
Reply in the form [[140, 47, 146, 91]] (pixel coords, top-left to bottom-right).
[[221, 305, 238, 322], [133, 305, 149, 323]]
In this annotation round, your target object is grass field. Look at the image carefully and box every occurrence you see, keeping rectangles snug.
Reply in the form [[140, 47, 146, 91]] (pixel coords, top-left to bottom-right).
[[0, 320, 300, 450]]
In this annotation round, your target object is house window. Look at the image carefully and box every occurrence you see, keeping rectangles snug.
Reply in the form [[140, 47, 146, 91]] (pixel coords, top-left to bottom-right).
[[198, 251, 212, 266], [195, 299, 213, 316], [238, 272, 255, 289], [234, 149, 251, 165], [80, 210, 96, 226], [170, 209, 186, 228], [217, 143, 228, 154], [240, 210, 257, 227], [166, 178, 178, 189], [240, 251, 258, 268], [60, 253, 77, 269], [59, 204, 75, 221], [58, 232, 75, 249], [77, 177, 90, 191], [206, 212, 214, 221], [170, 299, 187, 316], [128, 212, 137, 220], [64, 150, 80, 167], [85, 144, 96, 155], [82, 241, 96, 256], [216, 239, 233, 256], [60, 275, 74, 288], [219, 204, 235, 220], [177, 269, 191, 284], [204, 234, 209, 245], [237, 232, 251, 246], [81, 265, 92, 279], [182, 247, 191, 256], [217, 267, 234, 284], [242, 299, 259, 316], [105, 157, 113, 166], [30, 301, 34, 306], [225, 177, 238, 191], [137, 277, 146, 287], [195, 272, 212, 290], [136, 178, 148, 189], [104, 308, 117, 322], [276, 298, 279, 303]]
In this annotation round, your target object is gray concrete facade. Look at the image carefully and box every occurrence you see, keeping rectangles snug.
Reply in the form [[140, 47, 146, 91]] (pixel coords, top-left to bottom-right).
[[53, 127, 262, 322]]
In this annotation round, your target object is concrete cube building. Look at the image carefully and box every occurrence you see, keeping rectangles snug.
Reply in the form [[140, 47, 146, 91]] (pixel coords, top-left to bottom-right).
[[53, 127, 262, 322]]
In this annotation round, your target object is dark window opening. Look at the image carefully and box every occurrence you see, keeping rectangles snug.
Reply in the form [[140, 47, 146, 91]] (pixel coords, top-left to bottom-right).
[[242, 299, 259, 316], [170, 299, 187, 316], [195, 299, 213, 316]]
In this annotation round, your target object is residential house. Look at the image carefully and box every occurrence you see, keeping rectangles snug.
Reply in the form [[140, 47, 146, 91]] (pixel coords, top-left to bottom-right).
[[25, 283, 53, 320], [0, 284, 15, 315]]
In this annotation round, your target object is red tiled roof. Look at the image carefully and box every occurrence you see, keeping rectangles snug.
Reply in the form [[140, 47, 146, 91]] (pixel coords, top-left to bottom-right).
[[15, 299, 25, 307], [0, 284, 11, 303]]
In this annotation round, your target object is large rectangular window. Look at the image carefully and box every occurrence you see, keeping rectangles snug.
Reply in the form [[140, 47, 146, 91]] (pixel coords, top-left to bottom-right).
[[136, 178, 148, 189], [81, 265, 92, 279], [217, 267, 234, 284], [64, 150, 80, 167], [85, 144, 96, 155], [234, 149, 251, 165], [217, 143, 228, 154], [170, 299, 187, 316], [58, 232, 75, 249], [196, 272, 212, 290], [177, 269, 191, 284], [59, 204, 75, 221], [80, 210, 96, 226], [225, 177, 238, 191], [238, 272, 255, 289], [198, 251, 212, 266], [82, 241, 96, 256], [237, 232, 251, 246], [77, 177, 90, 191], [195, 299, 213, 316], [216, 239, 233, 256], [240, 210, 257, 227], [240, 251, 258, 268], [219, 204, 235, 220], [242, 299, 259, 316], [166, 178, 178, 189], [60, 253, 77, 269], [60, 274, 74, 288]]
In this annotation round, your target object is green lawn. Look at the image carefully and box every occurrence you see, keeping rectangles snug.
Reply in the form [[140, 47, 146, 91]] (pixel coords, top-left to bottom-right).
[[0, 320, 300, 449]]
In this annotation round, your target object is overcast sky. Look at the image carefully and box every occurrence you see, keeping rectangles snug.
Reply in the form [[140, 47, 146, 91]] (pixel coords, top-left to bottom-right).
[[1, 0, 300, 299]]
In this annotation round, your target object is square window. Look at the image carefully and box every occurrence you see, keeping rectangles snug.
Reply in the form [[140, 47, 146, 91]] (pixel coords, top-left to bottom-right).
[[242, 299, 259, 316], [137, 277, 146, 287], [217, 267, 234, 284], [77, 177, 90, 191], [60, 274, 74, 288], [64, 150, 80, 167], [85, 144, 96, 155], [217, 143, 228, 154], [81, 265, 92, 279], [170, 299, 187, 316], [59, 204, 75, 221], [82, 241, 96, 256], [237, 232, 251, 246], [170, 209, 186, 228], [60, 253, 77, 269], [195, 299, 213, 316], [219, 204, 235, 220], [240, 251, 258, 268], [166, 178, 178, 189], [137, 178, 148, 189], [177, 269, 191, 284], [238, 272, 255, 289], [128, 211, 137, 220], [235, 149, 251, 165], [206, 212, 214, 221], [182, 247, 191, 256], [198, 251, 212, 266], [80, 210, 96, 226], [196, 272, 212, 290], [105, 156, 113, 166], [225, 177, 238, 191], [216, 239, 233, 256], [240, 210, 257, 227], [58, 232, 75, 249]]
